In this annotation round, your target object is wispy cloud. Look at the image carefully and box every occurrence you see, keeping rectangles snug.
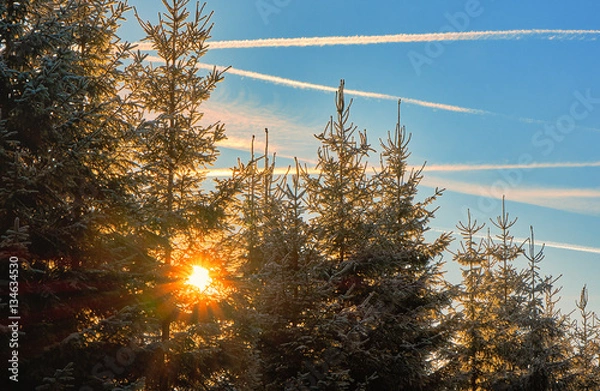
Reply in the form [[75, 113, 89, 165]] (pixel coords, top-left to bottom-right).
[[201, 161, 600, 215], [539, 240, 600, 255], [425, 161, 600, 172], [202, 165, 600, 255], [200, 95, 321, 159], [203, 166, 320, 178], [139, 55, 600, 217], [205, 161, 600, 176], [134, 29, 600, 51], [493, 114, 600, 133], [139, 29, 600, 131], [421, 175, 600, 216]]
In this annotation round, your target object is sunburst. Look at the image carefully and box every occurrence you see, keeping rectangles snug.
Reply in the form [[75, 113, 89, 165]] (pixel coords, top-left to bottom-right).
[[186, 265, 212, 292]]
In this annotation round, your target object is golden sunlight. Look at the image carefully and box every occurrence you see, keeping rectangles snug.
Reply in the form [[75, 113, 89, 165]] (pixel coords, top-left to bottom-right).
[[186, 265, 212, 292]]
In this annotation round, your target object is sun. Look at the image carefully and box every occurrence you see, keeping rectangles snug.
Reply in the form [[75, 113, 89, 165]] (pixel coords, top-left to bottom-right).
[[186, 265, 212, 292]]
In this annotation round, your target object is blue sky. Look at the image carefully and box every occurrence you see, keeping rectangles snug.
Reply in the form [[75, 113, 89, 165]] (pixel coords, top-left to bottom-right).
[[121, 0, 600, 315]]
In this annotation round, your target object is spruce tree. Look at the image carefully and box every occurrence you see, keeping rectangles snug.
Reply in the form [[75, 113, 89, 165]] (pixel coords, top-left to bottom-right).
[[485, 199, 527, 389], [372, 101, 449, 259], [257, 158, 331, 390], [1, 0, 134, 262], [571, 285, 600, 390], [123, 1, 244, 389], [227, 131, 326, 389], [358, 101, 452, 390], [447, 213, 491, 391], [300, 81, 377, 389], [517, 227, 572, 390], [235, 132, 275, 274], [449, 202, 577, 391], [303, 80, 374, 265], [126, 0, 226, 270], [1, 1, 141, 388]]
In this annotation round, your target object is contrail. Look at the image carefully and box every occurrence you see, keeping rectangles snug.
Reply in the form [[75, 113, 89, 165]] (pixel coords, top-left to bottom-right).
[[431, 228, 600, 255], [201, 163, 600, 215], [190, 62, 490, 115], [422, 175, 600, 199], [195, 63, 599, 130], [541, 240, 600, 255], [142, 55, 599, 123], [134, 29, 600, 51], [144, 55, 489, 114]]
